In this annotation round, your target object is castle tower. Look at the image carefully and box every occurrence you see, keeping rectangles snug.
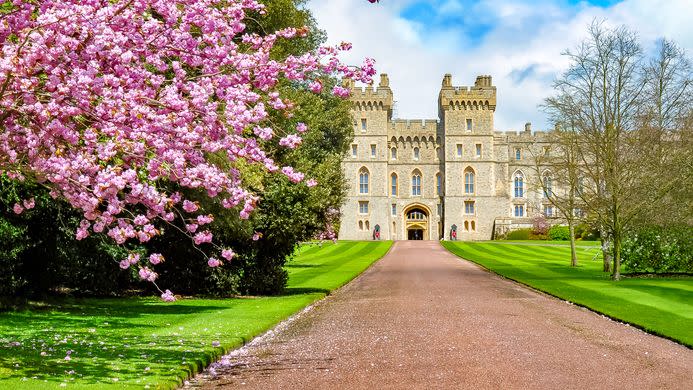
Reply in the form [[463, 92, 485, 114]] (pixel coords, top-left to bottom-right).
[[439, 75, 505, 241], [338, 74, 394, 240], [438, 74, 496, 135]]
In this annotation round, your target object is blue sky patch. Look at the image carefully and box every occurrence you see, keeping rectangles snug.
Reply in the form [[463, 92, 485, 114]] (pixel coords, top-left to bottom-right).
[[399, 0, 624, 48]]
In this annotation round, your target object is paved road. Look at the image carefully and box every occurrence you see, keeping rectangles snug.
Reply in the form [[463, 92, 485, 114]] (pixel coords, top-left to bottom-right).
[[187, 241, 693, 389]]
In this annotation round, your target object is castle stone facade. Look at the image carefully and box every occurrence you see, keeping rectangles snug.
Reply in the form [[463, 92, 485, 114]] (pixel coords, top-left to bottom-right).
[[339, 73, 554, 241]]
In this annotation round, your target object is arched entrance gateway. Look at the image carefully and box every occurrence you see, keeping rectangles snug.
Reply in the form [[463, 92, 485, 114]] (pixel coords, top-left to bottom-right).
[[403, 204, 430, 240]]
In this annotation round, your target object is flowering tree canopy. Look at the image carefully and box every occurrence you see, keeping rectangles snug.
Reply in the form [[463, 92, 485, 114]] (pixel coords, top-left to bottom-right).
[[0, 0, 375, 299]]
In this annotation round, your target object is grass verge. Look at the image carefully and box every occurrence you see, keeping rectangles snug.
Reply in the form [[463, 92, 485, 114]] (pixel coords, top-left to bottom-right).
[[442, 241, 693, 347], [0, 241, 392, 389]]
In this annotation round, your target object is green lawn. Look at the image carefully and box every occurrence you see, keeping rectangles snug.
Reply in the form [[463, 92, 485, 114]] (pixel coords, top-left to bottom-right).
[[442, 241, 693, 347], [0, 241, 392, 389]]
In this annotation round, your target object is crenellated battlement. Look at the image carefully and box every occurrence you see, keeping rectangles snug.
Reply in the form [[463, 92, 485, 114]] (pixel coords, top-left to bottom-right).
[[348, 73, 393, 112], [439, 74, 497, 111], [389, 119, 439, 134]]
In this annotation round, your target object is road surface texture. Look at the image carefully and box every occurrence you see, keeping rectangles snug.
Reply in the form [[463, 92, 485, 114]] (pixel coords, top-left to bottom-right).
[[186, 241, 693, 389]]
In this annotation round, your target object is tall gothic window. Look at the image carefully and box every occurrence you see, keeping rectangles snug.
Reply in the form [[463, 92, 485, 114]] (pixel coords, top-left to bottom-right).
[[391, 147, 397, 160], [436, 173, 442, 196], [411, 171, 422, 196], [391, 173, 398, 196], [543, 174, 553, 198], [464, 167, 475, 194], [514, 172, 524, 198], [359, 168, 369, 194], [413, 147, 420, 161]]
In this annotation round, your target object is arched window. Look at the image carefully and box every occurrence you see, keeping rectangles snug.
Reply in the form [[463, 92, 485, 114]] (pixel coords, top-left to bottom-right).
[[391, 173, 398, 196], [391, 147, 397, 160], [471, 221, 476, 231], [543, 174, 553, 198], [464, 221, 469, 231], [413, 147, 420, 161], [411, 170, 422, 196], [358, 220, 363, 230], [436, 173, 442, 196], [464, 168, 475, 194], [514, 172, 524, 198], [406, 208, 427, 221], [359, 168, 369, 194]]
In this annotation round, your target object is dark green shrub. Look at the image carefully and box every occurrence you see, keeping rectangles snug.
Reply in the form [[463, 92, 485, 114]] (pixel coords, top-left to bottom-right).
[[575, 223, 600, 240], [1, 176, 132, 303], [622, 225, 693, 273], [548, 225, 571, 240], [506, 228, 532, 240]]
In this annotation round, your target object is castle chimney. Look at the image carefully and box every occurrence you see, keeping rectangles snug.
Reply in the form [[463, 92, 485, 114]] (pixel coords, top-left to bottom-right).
[[525, 122, 532, 133], [442, 73, 452, 88], [379, 73, 390, 88]]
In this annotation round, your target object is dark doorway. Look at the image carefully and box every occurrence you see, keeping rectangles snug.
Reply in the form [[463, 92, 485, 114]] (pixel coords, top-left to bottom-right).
[[408, 229, 424, 240]]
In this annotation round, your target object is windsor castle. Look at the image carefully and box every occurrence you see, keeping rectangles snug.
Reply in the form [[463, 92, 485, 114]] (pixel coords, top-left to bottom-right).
[[338, 73, 556, 241]]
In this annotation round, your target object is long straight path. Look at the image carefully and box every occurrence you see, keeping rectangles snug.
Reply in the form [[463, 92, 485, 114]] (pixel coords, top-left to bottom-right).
[[188, 241, 693, 389]]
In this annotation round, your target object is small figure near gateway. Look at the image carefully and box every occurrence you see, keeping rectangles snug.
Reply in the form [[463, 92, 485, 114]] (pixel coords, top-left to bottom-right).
[[340, 73, 555, 241]]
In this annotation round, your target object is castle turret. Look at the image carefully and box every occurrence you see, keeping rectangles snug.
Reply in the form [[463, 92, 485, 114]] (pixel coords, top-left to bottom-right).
[[438, 74, 496, 135], [439, 74, 500, 242]]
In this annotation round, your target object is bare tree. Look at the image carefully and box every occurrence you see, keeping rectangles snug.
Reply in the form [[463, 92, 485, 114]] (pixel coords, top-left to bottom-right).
[[543, 21, 693, 280], [529, 124, 583, 267]]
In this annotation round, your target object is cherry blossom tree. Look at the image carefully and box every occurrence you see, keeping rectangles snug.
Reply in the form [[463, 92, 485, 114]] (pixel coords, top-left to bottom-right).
[[0, 0, 375, 299]]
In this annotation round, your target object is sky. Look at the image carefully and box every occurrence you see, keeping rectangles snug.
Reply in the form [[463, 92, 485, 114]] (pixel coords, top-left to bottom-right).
[[305, 0, 693, 131]]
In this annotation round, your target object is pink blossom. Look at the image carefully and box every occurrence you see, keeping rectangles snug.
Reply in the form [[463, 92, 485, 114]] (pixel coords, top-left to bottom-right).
[[306, 179, 318, 187], [308, 80, 323, 93], [149, 253, 165, 265], [119, 259, 131, 270], [182, 200, 199, 213], [221, 249, 235, 260], [161, 290, 176, 302], [133, 215, 149, 226], [138, 267, 158, 282], [281, 167, 305, 183], [252, 232, 262, 241], [207, 258, 221, 267], [332, 86, 351, 98], [254, 127, 274, 140], [279, 134, 302, 149], [12, 204, 23, 214], [296, 123, 308, 133], [22, 198, 35, 210], [194, 231, 213, 245], [196, 215, 214, 225], [128, 253, 140, 265]]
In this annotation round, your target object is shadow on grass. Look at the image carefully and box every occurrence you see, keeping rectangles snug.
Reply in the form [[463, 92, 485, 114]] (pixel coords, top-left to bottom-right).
[[281, 287, 331, 296]]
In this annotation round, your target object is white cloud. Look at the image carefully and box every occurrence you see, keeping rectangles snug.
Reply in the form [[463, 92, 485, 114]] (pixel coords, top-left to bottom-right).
[[306, 0, 693, 131]]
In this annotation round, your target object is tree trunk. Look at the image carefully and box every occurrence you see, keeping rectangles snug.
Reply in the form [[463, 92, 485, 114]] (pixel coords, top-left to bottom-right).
[[569, 220, 578, 267], [600, 227, 611, 272], [612, 231, 622, 280]]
